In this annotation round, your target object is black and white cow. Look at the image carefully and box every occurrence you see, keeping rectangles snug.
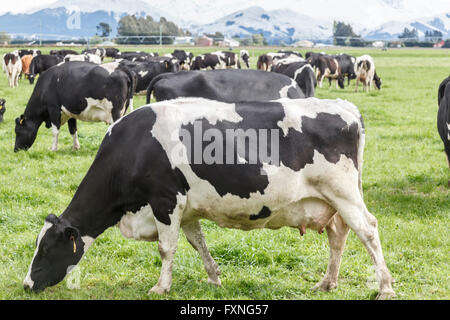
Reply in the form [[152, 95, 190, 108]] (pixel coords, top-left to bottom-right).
[[0, 98, 5, 122], [146, 69, 304, 103], [212, 51, 241, 69], [190, 53, 226, 70], [18, 49, 41, 58], [307, 55, 344, 89], [119, 52, 159, 62], [278, 50, 303, 58], [240, 50, 250, 68], [82, 48, 106, 61], [165, 50, 194, 70], [28, 55, 64, 84], [271, 61, 317, 98], [50, 49, 78, 57], [437, 76, 450, 186], [23, 97, 395, 300], [108, 58, 180, 93], [105, 47, 121, 59], [64, 54, 102, 65], [333, 53, 356, 86], [14, 61, 135, 152]]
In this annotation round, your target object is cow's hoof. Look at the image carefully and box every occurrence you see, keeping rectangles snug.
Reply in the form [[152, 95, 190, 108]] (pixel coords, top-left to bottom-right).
[[376, 290, 396, 300], [72, 145, 80, 151], [148, 285, 169, 295], [207, 277, 222, 287], [311, 280, 337, 292]]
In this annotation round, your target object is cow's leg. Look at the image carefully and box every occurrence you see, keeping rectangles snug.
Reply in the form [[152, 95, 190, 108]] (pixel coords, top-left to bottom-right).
[[331, 197, 395, 300], [182, 221, 221, 286], [68, 118, 80, 150], [149, 194, 186, 295], [319, 75, 324, 88], [312, 214, 349, 291], [50, 124, 60, 152]]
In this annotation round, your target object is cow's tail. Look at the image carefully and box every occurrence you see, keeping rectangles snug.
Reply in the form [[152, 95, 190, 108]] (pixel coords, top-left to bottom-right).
[[119, 66, 136, 113], [357, 112, 366, 197], [146, 73, 164, 104]]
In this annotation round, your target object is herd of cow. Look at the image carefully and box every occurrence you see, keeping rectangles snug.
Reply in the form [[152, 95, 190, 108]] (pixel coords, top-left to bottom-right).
[[0, 45, 448, 300]]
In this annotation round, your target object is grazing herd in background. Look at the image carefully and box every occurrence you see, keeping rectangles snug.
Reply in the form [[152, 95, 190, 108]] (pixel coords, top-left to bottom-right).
[[0, 45, 448, 299]]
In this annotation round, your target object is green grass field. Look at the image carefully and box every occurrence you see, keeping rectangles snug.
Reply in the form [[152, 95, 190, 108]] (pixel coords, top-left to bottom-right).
[[0, 46, 448, 300]]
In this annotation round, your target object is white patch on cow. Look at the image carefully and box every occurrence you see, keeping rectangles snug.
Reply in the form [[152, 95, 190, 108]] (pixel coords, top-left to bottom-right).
[[119, 204, 158, 241], [23, 221, 54, 289], [138, 70, 148, 78], [278, 79, 298, 98], [99, 62, 119, 74], [293, 64, 313, 82], [276, 98, 360, 136], [447, 122, 450, 140], [61, 97, 115, 124]]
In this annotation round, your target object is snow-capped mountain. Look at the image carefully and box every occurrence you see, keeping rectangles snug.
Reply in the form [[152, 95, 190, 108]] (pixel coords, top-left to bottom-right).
[[0, 0, 449, 42], [190, 6, 332, 44], [362, 13, 450, 40]]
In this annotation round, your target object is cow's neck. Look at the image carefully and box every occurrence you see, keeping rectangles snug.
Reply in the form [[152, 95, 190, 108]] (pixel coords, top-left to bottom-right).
[[59, 163, 126, 239]]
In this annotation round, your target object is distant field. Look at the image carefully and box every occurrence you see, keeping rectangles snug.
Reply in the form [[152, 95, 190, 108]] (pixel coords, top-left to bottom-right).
[[0, 46, 448, 300]]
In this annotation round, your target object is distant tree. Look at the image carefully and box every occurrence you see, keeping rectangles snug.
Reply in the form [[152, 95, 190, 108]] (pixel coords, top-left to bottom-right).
[[443, 39, 450, 48], [398, 27, 418, 40], [425, 30, 443, 42], [96, 22, 112, 37], [0, 32, 11, 44], [252, 33, 266, 46], [333, 21, 359, 46]]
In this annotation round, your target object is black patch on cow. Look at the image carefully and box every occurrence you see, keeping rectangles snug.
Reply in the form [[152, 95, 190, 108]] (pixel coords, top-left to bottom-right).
[[179, 102, 359, 199], [250, 206, 272, 220]]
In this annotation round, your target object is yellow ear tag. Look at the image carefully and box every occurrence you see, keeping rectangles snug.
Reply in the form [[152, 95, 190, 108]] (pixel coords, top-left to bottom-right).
[[70, 235, 77, 253], [0, 106, 3, 110], [19, 119, 23, 125]]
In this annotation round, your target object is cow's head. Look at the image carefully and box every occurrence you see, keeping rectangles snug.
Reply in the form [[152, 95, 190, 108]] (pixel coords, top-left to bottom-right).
[[337, 75, 345, 89], [0, 99, 5, 122], [374, 73, 382, 90], [14, 115, 40, 152], [23, 214, 89, 292], [190, 57, 201, 70], [240, 50, 250, 68], [28, 74, 36, 84], [165, 58, 180, 73]]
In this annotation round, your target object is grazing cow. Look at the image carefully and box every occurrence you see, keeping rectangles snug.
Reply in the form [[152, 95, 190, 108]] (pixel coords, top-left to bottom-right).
[[211, 51, 241, 69], [18, 49, 41, 58], [14, 61, 135, 152], [146, 69, 304, 103], [272, 61, 316, 98], [50, 49, 78, 57], [28, 55, 64, 84], [190, 54, 226, 70], [64, 54, 102, 64], [82, 48, 106, 61], [3, 52, 22, 88], [354, 55, 382, 92], [23, 97, 396, 300], [165, 50, 194, 70], [240, 50, 250, 68], [21, 55, 33, 79], [333, 54, 356, 86], [0, 99, 5, 122], [105, 47, 121, 59], [278, 50, 303, 58], [308, 55, 344, 89], [437, 76, 450, 186]]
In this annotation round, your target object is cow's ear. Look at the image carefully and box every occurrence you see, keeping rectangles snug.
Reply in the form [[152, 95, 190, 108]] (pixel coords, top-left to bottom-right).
[[45, 214, 60, 225], [64, 226, 79, 240]]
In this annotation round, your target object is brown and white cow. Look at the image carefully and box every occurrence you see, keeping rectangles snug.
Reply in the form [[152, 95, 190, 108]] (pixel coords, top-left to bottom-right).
[[2, 51, 22, 88], [354, 55, 382, 92], [307, 55, 344, 89]]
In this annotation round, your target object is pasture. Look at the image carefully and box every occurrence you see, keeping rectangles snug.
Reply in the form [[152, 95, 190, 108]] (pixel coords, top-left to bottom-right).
[[0, 46, 448, 300]]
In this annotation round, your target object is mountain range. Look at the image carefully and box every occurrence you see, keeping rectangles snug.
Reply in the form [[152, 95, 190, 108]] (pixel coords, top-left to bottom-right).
[[0, 0, 449, 43]]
